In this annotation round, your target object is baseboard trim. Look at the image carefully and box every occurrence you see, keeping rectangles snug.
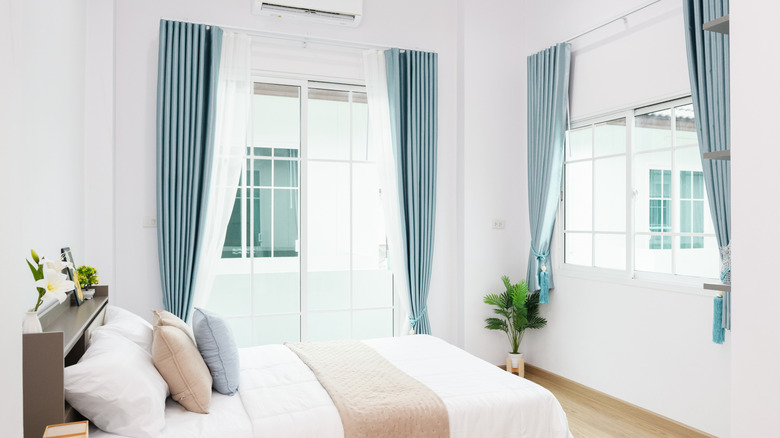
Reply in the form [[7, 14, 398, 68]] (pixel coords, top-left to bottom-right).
[[523, 363, 716, 438]]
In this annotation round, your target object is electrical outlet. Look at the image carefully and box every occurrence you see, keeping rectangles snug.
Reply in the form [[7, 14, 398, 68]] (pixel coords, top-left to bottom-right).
[[491, 219, 505, 230], [143, 216, 157, 228]]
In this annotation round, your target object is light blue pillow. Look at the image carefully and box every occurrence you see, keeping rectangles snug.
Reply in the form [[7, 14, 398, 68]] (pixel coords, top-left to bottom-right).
[[192, 307, 240, 395]]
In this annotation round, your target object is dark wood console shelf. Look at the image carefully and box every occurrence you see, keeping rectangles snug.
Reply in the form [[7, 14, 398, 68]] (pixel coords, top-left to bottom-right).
[[703, 14, 729, 35], [703, 150, 731, 161], [704, 282, 732, 293], [23, 285, 109, 438]]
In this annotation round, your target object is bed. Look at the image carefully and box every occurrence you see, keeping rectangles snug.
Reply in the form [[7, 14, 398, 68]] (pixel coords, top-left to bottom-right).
[[25, 293, 572, 438]]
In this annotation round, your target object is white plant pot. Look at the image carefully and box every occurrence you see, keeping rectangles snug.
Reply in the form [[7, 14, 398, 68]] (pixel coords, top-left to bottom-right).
[[23, 311, 42, 334], [508, 352, 524, 369]]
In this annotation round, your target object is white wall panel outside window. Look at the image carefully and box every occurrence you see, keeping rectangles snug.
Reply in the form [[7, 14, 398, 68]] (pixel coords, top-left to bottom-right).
[[562, 98, 719, 281]]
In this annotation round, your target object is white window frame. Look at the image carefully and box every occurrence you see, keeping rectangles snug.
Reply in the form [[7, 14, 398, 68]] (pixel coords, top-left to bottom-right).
[[555, 96, 719, 293], [678, 170, 706, 249], [216, 73, 402, 343]]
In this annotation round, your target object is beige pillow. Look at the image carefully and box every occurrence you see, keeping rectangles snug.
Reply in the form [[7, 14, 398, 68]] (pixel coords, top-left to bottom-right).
[[152, 325, 212, 413], [153, 310, 196, 344]]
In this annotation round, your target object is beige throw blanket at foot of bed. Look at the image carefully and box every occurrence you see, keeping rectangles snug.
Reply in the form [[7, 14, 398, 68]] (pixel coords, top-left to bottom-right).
[[285, 340, 450, 438]]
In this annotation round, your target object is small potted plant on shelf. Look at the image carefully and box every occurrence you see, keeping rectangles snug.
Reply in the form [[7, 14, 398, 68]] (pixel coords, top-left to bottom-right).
[[483, 276, 547, 372], [76, 265, 99, 299]]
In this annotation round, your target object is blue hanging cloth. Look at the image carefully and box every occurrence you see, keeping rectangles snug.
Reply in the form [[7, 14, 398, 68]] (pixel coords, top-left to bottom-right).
[[385, 48, 438, 336], [683, 0, 731, 343], [531, 247, 550, 304], [713, 294, 725, 344], [156, 20, 223, 322], [526, 43, 569, 305]]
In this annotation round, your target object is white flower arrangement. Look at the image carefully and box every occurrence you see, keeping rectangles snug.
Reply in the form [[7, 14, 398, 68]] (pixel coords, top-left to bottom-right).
[[27, 249, 74, 312]]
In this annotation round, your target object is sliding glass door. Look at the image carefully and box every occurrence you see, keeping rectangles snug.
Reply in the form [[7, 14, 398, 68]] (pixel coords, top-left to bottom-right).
[[204, 78, 395, 346]]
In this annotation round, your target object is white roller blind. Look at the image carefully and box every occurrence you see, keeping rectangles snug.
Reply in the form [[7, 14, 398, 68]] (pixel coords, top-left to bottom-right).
[[569, 7, 691, 121]]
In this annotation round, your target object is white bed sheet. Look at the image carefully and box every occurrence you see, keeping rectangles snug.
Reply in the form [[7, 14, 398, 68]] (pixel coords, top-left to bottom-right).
[[91, 335, 571, 438], [89, 390, 252, 438], [366, 336, 572, 438]]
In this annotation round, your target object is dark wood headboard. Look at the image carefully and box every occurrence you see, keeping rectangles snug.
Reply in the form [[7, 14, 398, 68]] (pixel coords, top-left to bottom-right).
[[23, 285, 109, 438]]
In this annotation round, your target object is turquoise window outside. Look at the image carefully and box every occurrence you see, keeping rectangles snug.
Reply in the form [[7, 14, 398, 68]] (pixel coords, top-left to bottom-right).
[[649, 169, 671, 250]]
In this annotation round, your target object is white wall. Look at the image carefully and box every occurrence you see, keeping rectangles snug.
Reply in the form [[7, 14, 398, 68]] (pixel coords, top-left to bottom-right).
[[730, 1, 780, 436], [0, 1, 88, 435], [110, 0, 460, 343], [0, 1, 23, 435], [84, 0, 115, 291], [460, 0, 530, 364], [461, 0, 730, 436]]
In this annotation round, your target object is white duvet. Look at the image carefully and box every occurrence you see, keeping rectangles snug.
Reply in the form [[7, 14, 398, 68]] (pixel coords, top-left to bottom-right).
[[91, 335, 571, 438]]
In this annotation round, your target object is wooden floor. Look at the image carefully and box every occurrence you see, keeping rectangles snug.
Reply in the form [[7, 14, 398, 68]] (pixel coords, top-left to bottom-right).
[[522, 365, 715, 438]]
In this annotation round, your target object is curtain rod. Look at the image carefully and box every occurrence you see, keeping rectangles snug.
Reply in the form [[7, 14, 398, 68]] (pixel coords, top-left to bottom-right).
[[225, 25, 388, 50], [179, 19, 436, 53], [564, 0, 662, 42]]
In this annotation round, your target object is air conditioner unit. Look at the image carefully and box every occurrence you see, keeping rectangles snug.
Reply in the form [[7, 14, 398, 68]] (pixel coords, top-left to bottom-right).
[[252, 0, 363, 27]]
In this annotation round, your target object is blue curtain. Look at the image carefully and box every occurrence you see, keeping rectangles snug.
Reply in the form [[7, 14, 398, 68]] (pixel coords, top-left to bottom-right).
[[156, 20, 223, 322], [683, 0, 731, 341], [526, 43, 571, 304], [385, 48, 438, 335]]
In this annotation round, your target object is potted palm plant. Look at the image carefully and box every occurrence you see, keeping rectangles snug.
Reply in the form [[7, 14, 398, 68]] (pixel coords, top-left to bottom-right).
[[484, 276, 547, 369]]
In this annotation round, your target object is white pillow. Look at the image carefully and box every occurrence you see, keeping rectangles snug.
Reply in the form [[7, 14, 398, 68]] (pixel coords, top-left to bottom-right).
[[98, 305, 154, 353], [65, 329, 168, 438]]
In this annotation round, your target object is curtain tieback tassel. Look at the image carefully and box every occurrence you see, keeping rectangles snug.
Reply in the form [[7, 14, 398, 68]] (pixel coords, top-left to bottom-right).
[[719, 243, 731, 284], [713, 293, 725, 344], [531, 246, 550, 304], [408, 305, 427, 335], [720, 266, 731, 283]]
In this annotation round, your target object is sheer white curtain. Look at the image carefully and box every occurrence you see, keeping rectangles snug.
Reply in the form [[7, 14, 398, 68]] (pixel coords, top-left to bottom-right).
[[363, 50, 412, 335], [193, 32, 252, 308]]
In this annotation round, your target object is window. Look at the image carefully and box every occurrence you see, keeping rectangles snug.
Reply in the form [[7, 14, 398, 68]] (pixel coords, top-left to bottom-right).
[[562, 98, 719, 279], [222, 83, 301, 261], [564, 118, 627, 270], [679, 170, 705, 249], [648, 169, 670, 250], [205, 79, 395, 347]]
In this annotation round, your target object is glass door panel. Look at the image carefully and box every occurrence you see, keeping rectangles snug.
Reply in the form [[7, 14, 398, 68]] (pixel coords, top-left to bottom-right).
[[307, 161, 350, 311]]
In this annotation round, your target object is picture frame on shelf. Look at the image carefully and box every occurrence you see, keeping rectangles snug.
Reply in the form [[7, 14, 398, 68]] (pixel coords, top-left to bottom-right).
[[61, 247, 84, 306]]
